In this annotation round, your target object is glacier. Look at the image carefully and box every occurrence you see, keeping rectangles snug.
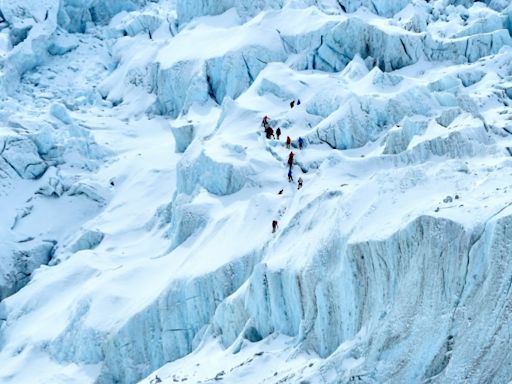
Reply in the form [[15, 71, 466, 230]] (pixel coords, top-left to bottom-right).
[[1, 0, 512, 383]]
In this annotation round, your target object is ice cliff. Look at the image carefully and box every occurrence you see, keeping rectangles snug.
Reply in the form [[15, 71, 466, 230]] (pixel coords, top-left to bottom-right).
[[1, 0, 512, 383]]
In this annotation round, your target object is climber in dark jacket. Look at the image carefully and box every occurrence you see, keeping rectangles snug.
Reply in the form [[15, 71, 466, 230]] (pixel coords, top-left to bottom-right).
[[272, 220, 278, 233], [298, 177, 303, 190], [276, 127, 281, 140], [286, 136, 291, 149], [262, 115, 269, 128], [288, 168, 293, 182], [290, 100, 295, 108], [298, 137, 304, 150], [265, 126, 275, 139]]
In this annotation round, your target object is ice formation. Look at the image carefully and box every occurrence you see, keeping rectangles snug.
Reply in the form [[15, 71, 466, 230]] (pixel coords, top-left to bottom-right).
[[1, 0, 512, 383]]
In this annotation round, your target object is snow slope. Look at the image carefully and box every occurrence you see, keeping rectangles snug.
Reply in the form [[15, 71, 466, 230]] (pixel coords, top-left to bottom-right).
[[1, 0, 512, 383]]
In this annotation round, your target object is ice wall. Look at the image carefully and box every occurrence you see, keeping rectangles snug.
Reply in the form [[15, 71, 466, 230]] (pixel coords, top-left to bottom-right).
[[44, 200, 512, 383], [152, 45, 285, 117], [0, 239, 55, 300], [58, 0, 149, 32], [310, 210, 512, 384], [146, 0, 512, 121], [176, 0, 284, 25]]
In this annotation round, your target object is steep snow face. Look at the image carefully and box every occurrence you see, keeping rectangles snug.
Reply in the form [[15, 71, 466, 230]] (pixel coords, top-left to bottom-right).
[[1, 1, 512, 384]]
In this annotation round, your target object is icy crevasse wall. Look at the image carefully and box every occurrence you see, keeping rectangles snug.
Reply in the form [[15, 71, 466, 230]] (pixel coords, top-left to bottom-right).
[[47, 252, 262, 384], [308, 9, 512, 73], [0, 240, 56, 301], [176, 0, 284, 25], [151, 42, 286, 117], [58, 0, 149, 33], [175, 0, 413, 24], [96, 255, 260, 384], [313, 210, 512, 383]]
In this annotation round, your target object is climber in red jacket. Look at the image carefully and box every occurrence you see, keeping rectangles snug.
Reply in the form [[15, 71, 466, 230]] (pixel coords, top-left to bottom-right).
[[288, 151, 294, 167]]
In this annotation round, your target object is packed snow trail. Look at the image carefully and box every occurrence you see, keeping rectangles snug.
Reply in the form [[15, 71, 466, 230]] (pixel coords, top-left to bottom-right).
[[1, 1, 512, 384]]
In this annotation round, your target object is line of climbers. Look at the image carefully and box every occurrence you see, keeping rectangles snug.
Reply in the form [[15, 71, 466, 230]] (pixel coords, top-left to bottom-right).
[[263, 114, 305, 233], [263, 117, 304, 149]]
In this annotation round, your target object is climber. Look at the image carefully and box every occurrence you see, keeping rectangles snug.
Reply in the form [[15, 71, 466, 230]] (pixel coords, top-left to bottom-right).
[[298, 177, 303, 190], [276, 127, 281, 140], [265, 126, 275, 139], [150, 376, 162, 384], [298, 137, 304, 150], [278, 189, 284, 195], [288, 151, 294, 167], [286, 136, 291, 149], [297, 99, 301, 105], [262, 115, 269, 128], [290, 100, 295, 108], [288, 168, 294, 182], [272, 220, 278, 233]]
